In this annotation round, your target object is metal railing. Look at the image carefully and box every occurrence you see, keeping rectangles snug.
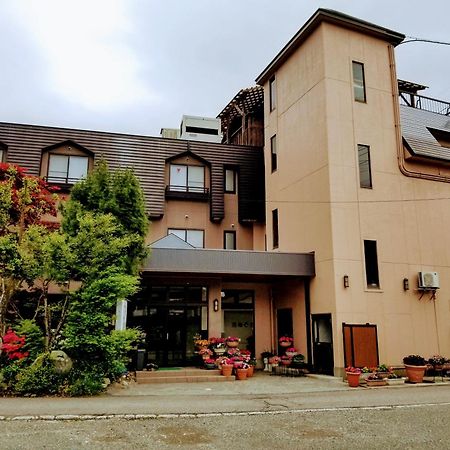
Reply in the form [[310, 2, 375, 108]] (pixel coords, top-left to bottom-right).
[[45, 175, 84, 184], [399, 92, 450, 116], [166, 185, 209, 194]]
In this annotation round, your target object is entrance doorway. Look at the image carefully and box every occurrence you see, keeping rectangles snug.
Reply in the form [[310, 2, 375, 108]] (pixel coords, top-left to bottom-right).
[[221, 290, 255, 353], [312, 314, 334, 375], [128, 285, 208, 366], [277, 308, 293, 354]]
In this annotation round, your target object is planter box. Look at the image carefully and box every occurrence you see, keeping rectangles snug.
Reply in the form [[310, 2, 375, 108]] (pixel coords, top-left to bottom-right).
[[386, 377, 406, 386], [366, 379, 387, 387]]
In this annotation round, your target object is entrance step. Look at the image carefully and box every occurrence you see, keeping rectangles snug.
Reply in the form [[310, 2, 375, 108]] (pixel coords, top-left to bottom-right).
[[136, 368, 235, 384]]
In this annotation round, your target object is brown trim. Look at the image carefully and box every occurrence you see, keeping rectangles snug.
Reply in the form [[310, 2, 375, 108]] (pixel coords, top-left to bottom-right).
[[42, 139, 94, 156], [167, 228, 205, 248], [223, 230, 237, 250], [224, 166, 237, 194], [256, 8, 404, 85], [352, 61, 367, 103]]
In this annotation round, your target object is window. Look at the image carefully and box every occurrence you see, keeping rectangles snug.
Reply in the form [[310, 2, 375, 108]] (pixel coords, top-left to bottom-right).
[[168, 228, 204, 248], [169, 164, 205, 192], [47, 154, 88, 183], [272, 209, 279, 249], [270, 135, 277, 172], [358, 144, 372, 188], [364, 240, 379, 288], [352, 62, 366, 102], [269, 75, 276, 111], [224, 231, 236, 250], [224, 168, 237, 193]]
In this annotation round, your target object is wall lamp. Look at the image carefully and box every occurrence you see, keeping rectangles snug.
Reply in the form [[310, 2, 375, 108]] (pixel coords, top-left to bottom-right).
[[213, 298, 219, 312], [343, 275, 349, 288], [403, 278, 409, 291]]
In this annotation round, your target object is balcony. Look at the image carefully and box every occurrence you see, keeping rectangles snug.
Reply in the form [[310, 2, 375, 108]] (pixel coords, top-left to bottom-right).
[[44, 175, 84, 190], [399, 92, 450, 116], [165, 185, 210, 201]]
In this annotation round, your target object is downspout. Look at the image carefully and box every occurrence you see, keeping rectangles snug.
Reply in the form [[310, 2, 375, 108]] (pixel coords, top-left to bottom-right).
[[304, 278, 312, 367], [389, 45, 450, 184]]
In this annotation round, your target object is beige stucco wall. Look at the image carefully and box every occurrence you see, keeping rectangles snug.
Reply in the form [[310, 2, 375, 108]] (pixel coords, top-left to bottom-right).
[[264, 21, 450, 373]]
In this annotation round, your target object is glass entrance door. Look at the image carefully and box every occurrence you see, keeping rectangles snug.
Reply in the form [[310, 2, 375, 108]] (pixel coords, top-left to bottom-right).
[[128, 285, 207, 367]]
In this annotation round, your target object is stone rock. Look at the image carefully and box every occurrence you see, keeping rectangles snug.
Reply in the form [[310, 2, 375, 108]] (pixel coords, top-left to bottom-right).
[[49, 351, 73, 374]]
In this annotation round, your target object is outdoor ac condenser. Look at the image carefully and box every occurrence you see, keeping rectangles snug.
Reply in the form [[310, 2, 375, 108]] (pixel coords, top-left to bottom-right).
[[418, 272, 440, 289]]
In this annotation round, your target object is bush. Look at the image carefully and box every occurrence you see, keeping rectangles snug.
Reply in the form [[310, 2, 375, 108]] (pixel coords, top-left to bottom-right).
[[14, 354, 63, 395], [14, 319, 44, 360], [63, 367, 105, 396]]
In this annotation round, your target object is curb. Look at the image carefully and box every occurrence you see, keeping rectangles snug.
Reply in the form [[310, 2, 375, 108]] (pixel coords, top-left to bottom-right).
[[2, 401, 450, 421]]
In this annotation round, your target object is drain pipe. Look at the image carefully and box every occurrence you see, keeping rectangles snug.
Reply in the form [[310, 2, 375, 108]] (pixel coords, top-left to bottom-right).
[[304, 278, 312, 368]]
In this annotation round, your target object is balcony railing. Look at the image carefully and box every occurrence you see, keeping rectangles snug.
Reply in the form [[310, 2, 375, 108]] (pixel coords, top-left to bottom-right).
[[165, 185, 210, 201], [399, 92, 450, 116], [45, 175, 84, 185]]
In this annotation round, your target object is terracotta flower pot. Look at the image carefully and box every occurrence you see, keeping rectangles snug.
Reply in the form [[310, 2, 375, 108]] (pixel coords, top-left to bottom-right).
[[221, 365, 233, 377], [236, 368, 248, 380], [346, 372, 360, 387], [280, 341, 291, 348], [247, 365, 254, 377], [405, 364, 427, 383], [281, 359, 291, 366], [227, 341, 239, 348]]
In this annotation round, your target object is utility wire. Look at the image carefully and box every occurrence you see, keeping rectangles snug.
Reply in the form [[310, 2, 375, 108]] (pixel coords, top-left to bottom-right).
[[399, 36, 450, 46]]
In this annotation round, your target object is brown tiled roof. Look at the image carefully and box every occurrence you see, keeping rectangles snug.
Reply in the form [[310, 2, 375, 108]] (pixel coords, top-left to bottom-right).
[[400, 105, 450, 162], [0, 122, 265, 223]]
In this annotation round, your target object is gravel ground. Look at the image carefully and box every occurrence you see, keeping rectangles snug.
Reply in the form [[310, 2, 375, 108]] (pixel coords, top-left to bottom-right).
[[2, 404, 449, 449]]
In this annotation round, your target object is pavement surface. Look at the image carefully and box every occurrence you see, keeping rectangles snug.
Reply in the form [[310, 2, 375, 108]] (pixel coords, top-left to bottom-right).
[[0, 372, 449, 418], [1, 374, 450, 449]]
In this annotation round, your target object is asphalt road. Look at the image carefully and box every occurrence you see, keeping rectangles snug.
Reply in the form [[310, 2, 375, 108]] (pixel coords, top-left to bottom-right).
[[1, 380, 450, 450], [1, 403, 450, 449]]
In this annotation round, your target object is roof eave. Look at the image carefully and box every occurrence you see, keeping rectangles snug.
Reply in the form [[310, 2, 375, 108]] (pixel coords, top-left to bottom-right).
[[255, 8, 405, 85]]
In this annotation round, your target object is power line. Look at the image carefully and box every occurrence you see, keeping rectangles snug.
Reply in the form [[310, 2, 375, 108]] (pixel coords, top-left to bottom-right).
[[399, 36, 450, 46]]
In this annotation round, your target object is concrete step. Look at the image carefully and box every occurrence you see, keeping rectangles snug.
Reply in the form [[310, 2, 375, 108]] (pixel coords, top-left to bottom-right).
[[136, 369, 222, 380], [136, 375, 235, 384]]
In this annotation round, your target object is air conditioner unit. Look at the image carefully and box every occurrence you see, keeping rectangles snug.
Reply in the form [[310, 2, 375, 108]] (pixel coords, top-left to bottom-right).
[[418, 272, 440, 289]]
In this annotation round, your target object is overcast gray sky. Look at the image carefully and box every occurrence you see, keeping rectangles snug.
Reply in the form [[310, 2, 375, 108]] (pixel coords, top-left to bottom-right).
[[0, 0, 448, 137]]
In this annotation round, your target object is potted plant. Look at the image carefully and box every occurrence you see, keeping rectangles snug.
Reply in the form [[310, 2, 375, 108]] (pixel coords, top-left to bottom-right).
[[236, 362, 249, 380], [220, 357, 233, 377], [285, 347, 298, 358], [269, 355, 280, 367], [428, 355, 446, 369], [247, 358, 257, 377], [226, 336, 240, 348], [290, 354, 307, 369], [386, 372, 405, 386], [376, 364, 390, 379], [345, 366, 361, 387], [261, 351, 274, 371], [403, 354, 427, 383], [204, 358, 216, 370], [279, 336, 294, 348], [366, 373, 387, 387], [210, 337, 227, 355], [198, 347, 213, 360], [280, 355, 291, 366]]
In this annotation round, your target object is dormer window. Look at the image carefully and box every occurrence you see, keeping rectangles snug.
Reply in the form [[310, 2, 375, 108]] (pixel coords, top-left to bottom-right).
[[169, 164, 205, 193], [41, 140, 93, 187], [48, 154, 89, 184]]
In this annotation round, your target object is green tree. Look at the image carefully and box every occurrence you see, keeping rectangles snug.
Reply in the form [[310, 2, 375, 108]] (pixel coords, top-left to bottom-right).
[[0, 164, 58, 334], [60, 161, 148, 393]]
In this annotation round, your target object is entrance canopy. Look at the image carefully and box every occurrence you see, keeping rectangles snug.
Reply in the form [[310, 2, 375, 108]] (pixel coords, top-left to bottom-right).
[[142, 247, 315, 282]]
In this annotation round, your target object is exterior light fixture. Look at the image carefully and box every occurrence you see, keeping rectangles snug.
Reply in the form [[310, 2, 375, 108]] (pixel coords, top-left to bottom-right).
[[213, 298, 219, 312], [343, 275, 349, 288], [403, 278, 409, 291]]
